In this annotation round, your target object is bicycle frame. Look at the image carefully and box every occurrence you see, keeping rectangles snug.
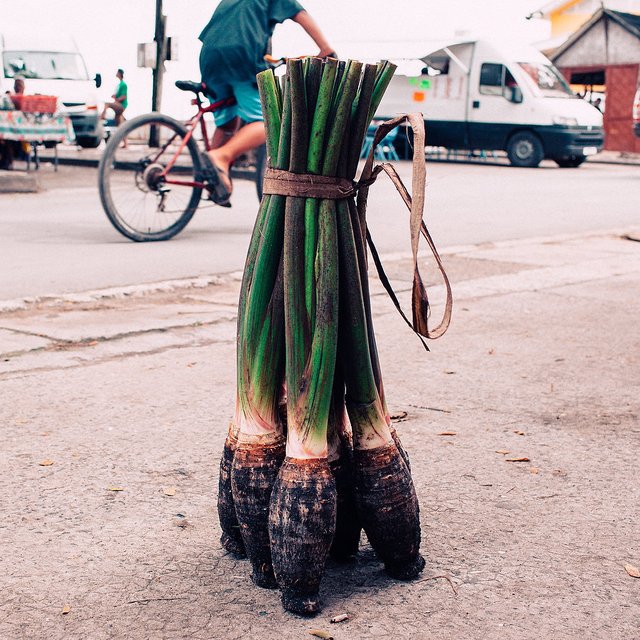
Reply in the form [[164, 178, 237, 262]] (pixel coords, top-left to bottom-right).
[[151, 93, 236, 189]]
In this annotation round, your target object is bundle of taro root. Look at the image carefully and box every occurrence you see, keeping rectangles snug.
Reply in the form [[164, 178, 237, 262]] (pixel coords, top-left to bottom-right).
[[216, 57, 450, 616]]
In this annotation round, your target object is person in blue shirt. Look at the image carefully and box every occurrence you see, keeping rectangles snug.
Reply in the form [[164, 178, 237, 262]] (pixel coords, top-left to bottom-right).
[[199, 0, 335, 204]]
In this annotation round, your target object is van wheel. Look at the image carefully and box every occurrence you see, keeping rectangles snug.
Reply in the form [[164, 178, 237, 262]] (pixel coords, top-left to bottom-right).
[[507, 132, 544, 168], [554, 155, 586, 168], [77, 135, 102, 149]]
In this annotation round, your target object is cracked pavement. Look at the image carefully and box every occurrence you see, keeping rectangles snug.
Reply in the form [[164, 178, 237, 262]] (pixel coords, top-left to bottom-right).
[[1, 231, 640, 639]]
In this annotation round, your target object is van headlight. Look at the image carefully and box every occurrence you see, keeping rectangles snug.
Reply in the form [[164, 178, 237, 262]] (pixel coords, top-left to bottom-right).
[[553, 116, 578, 126]]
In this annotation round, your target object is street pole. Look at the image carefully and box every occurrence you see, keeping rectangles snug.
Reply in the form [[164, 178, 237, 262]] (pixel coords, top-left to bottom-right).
[[150, 0, 166, 146]]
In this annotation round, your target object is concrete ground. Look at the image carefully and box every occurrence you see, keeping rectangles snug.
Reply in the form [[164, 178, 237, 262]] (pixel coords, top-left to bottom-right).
[[1, 230, 640, 639]]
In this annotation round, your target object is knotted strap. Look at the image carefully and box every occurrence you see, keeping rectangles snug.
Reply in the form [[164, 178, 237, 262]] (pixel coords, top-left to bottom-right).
[[262, 169, 356, 199], [261, 113, 452, 345], [357, 114, 453, 341]]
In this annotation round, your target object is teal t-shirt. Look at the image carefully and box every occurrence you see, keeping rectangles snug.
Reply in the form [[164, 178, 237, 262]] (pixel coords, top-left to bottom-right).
[[199, 0, 303, 84], [115, 80, 128, 109]]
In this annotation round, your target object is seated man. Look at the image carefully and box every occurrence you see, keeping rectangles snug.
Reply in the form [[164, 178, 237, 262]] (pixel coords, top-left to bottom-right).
[[101, 68, 128, 126]]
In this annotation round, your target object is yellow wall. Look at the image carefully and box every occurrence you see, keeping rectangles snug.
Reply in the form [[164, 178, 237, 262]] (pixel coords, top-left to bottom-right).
[[549, 10, 593, 37]]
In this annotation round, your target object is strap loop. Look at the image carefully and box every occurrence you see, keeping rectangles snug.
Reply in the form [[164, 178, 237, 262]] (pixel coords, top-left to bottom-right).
[[357, 114, 453, 341], [261, 113, 453, 343]]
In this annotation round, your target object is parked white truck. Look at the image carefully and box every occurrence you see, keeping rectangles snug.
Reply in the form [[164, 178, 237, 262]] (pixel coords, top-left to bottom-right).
[[1, 29, 103, 147], [376, 39, 604, 167]]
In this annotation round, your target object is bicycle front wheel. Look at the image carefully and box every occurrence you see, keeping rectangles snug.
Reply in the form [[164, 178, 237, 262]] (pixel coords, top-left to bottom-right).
[[98, 113, 203, 241]]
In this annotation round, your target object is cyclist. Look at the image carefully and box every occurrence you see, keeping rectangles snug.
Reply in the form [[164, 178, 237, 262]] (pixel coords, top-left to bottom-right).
[[198, 0, 335, 205]]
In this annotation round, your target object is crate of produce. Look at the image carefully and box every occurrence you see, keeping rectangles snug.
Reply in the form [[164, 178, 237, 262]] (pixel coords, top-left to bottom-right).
[[11, 94, 58, 114]]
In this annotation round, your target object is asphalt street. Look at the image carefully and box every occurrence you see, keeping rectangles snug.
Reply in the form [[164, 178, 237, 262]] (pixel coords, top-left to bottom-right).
[[1, 158, 638, 302]]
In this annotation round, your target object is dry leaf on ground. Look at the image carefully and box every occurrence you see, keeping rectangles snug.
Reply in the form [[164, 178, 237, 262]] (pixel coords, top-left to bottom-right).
[[62, 605, 71, 615], [438, 431, 457, 436], [107, 486, 125, 492], [529, 467, 540, 474], [513, 430, 526, 436], [390, 410, 408, 421], [624, 563, 640, 578], [506, 457, 530, 463], [495, 450, 510, 455], [38, 459, 54, 466], [309, 630, 333, 639], [164, 487, 177, 496]]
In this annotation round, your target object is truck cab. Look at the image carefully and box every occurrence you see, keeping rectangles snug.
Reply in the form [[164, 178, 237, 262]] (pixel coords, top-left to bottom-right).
[[1, 29, 103, 148], [377, 39, 604, 167]]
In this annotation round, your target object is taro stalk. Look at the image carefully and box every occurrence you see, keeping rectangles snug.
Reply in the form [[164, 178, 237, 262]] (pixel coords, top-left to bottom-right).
[[268, 59, 363, 616], [227, 68, 288, 589], [333, 60, 425, 579]]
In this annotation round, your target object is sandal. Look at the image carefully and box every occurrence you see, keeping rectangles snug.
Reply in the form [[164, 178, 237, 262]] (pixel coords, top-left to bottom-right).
[[199, 153, 232, 207]]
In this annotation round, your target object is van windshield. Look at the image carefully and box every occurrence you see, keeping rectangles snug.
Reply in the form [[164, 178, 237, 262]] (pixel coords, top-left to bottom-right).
[[3, 51, 89, 81], [517, 62, 573, 98]]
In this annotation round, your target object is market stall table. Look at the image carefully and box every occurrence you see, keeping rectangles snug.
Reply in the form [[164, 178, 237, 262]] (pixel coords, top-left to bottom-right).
[[0, 110, 75, 170]]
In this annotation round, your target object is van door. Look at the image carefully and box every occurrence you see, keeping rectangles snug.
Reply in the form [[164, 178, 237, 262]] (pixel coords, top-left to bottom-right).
[[468, 62, 523, 150]]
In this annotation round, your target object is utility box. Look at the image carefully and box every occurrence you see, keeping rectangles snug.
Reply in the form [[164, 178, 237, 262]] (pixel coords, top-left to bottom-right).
[[137, 42, 156, 68]]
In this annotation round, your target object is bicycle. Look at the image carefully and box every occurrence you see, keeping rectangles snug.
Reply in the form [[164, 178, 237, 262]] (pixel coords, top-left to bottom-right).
[[97, 81, 267, 242]]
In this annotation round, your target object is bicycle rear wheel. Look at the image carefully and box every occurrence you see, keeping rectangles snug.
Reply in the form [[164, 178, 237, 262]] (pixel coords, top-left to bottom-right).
[[98, 112, 203, 241]]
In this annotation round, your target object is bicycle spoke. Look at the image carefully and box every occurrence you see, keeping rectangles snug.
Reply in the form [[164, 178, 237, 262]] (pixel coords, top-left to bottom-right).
[[99, 114, 202, 241]]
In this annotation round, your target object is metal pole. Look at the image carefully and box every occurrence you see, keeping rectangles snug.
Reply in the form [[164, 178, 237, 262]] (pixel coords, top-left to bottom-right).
[[150, 0, 166, 146]]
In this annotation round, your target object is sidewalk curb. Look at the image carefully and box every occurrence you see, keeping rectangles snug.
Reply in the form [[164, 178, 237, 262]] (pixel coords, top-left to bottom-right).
[[2, 227, 638, 314], [0, 272, 242, 313]]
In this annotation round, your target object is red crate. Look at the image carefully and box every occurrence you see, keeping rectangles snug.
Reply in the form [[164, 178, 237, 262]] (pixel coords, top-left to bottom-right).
[[10, 94, 58, 114]]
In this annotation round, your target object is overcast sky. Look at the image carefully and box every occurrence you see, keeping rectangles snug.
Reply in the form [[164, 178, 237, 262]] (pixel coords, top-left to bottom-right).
[[6, 0, 549, 117]]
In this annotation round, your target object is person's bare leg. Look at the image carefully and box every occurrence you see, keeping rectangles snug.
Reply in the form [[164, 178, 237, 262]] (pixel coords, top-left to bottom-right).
[[208, 121, 266, 192], [211, 117, 240, 150]]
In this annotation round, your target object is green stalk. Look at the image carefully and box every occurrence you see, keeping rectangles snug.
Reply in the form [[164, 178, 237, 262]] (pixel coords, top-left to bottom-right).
[[236, 68, 291, 430], [304, 59, 337, 327], [366, 61, 397, 126], [322, 62, 363, 177], [284, 61, 311, 425], [307, 59, 338, 174], [257, 70, 281, 165], [346, 64, 378, 178]]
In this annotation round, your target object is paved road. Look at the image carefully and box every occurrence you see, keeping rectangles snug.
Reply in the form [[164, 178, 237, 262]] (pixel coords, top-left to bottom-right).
[[1, 159, 638, 301]]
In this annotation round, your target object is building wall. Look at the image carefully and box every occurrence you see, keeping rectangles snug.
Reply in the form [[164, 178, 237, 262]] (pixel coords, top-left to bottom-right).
[[560, 63, 640, 151], [547, 0, 640, 38], [554, 19, 640, 66]]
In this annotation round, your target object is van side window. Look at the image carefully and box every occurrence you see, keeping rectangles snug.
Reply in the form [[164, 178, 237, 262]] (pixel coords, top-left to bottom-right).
[[480, 63, 518, 97], [480, 63, 503, 95]]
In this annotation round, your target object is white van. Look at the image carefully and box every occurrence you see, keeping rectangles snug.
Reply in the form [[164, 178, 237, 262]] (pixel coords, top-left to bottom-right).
[[1, 28, 103, 148], [376, 39, 604, 168]]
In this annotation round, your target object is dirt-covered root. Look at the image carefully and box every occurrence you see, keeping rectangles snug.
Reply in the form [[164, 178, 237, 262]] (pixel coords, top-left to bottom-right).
[[217, 430, 246, 558], [390, 426, 412, 474], [354, 442, 425, 580], [329, 452, 361, 562], [231, 439, 285, 588], [269, 458, 337, 616]]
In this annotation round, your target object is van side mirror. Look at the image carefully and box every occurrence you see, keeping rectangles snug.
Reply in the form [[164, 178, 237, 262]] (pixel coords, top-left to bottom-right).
[[95, 73, 102, 89], [508, 86, 523, 104]]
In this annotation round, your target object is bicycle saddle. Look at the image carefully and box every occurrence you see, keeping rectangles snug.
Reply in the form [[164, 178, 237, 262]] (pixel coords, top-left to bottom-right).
[[175, 80, 206, 94]]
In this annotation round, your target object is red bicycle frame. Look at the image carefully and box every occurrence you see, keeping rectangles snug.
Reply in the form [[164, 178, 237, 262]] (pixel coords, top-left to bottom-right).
[[152, 92, 237, 189]]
